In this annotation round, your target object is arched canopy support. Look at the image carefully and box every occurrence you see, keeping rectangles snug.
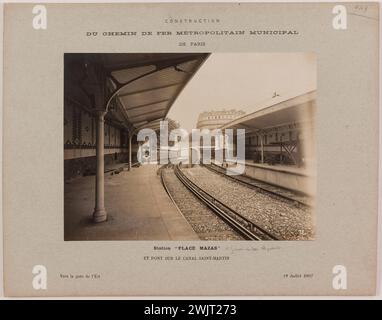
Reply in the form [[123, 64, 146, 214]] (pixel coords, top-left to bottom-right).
[[68, 53, 210, 223]]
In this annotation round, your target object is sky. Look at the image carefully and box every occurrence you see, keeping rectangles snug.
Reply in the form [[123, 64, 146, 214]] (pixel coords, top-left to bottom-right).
[[167, 52, 316, 131]]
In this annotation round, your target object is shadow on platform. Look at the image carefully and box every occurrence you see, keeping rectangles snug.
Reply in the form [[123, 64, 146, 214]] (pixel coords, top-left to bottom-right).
[[64, 164, 199, 241]]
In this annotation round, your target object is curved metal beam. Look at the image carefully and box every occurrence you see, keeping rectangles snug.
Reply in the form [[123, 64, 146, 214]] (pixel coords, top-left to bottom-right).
[[104, 56, 208, 114], [104, 67, 161, 113]]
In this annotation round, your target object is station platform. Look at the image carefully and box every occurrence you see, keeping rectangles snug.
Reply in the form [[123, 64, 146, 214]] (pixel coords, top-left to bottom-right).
[[215, 159, 315, 197], [64, 164, 199, 240]]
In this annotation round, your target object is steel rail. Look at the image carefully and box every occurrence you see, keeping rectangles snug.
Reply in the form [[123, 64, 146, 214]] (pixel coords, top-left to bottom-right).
[[174, 164, 278, 241]]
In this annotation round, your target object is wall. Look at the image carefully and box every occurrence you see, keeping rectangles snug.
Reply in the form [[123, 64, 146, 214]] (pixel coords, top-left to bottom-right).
[[243, 162, 315, 196], [64, 98, 130, 180]]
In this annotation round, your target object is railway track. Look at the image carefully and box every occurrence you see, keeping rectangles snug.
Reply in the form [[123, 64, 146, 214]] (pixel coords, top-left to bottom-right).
[[204, 163, 311, 207], [159, 164, 176, 201], [172, 164, 279, 241], [160, 165, 244, 240]]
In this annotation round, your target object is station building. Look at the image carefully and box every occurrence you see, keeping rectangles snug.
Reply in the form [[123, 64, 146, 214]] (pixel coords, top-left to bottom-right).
[[196, 109, 245, 130], [219, 91, 316, 196], [64, 53, 210, 225]]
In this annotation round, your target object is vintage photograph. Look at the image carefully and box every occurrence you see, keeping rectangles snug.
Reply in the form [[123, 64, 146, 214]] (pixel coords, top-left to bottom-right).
[[64, 52, 316, 241], [3, 1, 379, 297]]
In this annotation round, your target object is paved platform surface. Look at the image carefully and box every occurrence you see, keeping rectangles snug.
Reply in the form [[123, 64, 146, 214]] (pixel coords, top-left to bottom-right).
[[64, 164, 199, 240]]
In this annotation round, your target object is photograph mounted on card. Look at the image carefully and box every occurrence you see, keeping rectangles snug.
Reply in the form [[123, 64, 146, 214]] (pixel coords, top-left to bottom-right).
[[2, 2, 378, 296]]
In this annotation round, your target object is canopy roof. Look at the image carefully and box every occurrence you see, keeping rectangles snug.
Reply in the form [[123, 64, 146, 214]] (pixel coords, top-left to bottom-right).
[[65, 53, 209, 131], [101, 53, 209, 130], [220, 91, 316, 133]]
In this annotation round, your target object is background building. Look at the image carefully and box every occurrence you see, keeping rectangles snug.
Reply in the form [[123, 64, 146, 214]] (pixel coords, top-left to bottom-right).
[[196, 109, 245, 130]]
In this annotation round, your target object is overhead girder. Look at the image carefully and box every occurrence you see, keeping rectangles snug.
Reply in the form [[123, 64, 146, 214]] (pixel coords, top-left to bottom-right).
[[118, 82, 183, 98], [128, 108, 168, 121], [102, 54, 207, 74], [123, 99, 170, 112]]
